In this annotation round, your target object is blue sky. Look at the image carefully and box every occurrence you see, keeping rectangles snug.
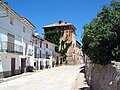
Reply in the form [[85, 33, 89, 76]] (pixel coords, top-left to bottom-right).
[[3, 0, 119, 43]]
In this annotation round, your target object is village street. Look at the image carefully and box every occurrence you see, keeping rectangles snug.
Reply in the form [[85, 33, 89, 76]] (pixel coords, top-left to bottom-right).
[[0, 64, 89, 90]]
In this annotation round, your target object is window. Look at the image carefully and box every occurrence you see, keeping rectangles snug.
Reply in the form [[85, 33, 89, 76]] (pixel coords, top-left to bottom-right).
[[52, 51, 54, 57], [10, 17, 13, 25], [25, 43, 28, 55], [40, 50, 41, 58], [73, 44, 74, 48], [23, 26, 25, 33], [46, 43, 48, 48], [7, 33, 14, 52], [34, 62, 36, 66], [69, 31, 71, 37], [40, 41, 42, 48], [66, 34, 68, 38], [46, 51, 48, 58], [35, 40, 37, 44]]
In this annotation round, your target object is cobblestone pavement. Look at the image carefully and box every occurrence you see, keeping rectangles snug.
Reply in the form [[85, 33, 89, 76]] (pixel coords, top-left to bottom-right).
[[0, 64, 87, 90]]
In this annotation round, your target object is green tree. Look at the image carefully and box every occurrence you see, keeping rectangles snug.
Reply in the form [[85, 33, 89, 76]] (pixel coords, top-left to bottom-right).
[[82, 0, 120, 65]]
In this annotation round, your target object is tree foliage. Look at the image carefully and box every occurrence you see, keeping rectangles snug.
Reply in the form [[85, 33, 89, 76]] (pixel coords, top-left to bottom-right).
[[82, 0, 120, 65], [45, 29, 72, 60]]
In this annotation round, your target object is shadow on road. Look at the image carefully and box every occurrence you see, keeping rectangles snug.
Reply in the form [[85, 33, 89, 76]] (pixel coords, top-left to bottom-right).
[[78, 65, 90, 90], [80, 66, 85, 69], [80, 68, 85, 73], [79, 87, 90, 90]]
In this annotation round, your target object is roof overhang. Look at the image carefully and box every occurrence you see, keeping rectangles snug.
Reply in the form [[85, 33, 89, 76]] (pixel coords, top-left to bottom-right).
[[43, 23, 76, 30], [22, 17, 36, 30]]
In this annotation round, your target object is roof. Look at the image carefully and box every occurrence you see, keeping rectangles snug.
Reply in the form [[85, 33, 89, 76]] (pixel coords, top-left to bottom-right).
[[43, 22, 76, 30], [22, 17, 36, 30], [76, 40, 81, 45], [76, 40, 81, 48]]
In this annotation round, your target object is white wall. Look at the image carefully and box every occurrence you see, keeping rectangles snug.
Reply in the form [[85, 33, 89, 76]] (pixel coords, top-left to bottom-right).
[[0, 4, 33, 56], [1, 54, 20, 71], [0, 3, 34, 72]]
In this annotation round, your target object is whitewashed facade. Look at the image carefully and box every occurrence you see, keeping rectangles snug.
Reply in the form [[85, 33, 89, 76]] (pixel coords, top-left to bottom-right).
[[33, 34, 56, 70], [0, 2, 35, 77]]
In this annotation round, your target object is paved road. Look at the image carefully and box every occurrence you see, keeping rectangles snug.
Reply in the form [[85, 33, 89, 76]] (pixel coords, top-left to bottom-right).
[[0, 64, 87, 90]]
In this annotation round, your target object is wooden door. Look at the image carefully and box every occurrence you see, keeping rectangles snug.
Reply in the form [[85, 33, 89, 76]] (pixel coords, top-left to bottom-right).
[[21, 58, 26, 73], [7, 33, 14, 52], [11, 58, 15, 76], [37, 60, 39, 70]]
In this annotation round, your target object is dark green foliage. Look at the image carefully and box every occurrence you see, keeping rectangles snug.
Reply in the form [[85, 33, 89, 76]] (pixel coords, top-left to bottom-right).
[[45, 29, 72, 60], [60, 40, 72, 56], [82, 0, 120, 65], [45, 30, 64, 46], [45, 30, 64, 53]]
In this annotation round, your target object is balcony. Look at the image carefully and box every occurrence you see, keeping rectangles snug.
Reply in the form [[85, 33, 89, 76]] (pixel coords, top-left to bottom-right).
[[0, 41, 23, 55], [28, 49, 33, 56]]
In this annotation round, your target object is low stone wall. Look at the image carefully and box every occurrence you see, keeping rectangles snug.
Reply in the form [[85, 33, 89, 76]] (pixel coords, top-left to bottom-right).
[[85, 61, 120, 90], [70, 65, 90, 90]]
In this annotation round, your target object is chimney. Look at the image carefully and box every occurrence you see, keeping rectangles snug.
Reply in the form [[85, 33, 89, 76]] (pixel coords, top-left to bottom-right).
[[65, 22, 67, 24], [34, 31, 39, 36], [4, 2, 8, 5], [58, 20, 62, 24]]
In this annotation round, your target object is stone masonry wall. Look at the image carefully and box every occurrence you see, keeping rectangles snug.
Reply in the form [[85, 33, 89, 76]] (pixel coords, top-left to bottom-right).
[[85, 60, 120, 90]]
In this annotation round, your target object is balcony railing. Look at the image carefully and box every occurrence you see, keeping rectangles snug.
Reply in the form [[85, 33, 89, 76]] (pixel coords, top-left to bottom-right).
[[0, 41, 23, 55], [28, 49, 33, 56]]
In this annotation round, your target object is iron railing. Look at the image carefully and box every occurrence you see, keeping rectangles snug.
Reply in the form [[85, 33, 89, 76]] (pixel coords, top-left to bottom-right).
[[28, 49, 33, 56], [0, 41, 23, 55]]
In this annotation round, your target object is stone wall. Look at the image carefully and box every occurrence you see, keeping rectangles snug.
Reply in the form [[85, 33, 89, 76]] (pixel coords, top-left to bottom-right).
[[85, 60, 120, 90]]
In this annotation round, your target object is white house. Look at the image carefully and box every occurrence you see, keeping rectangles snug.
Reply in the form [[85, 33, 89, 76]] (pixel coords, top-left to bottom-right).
[[0, 1, 35, 78], [32, 33, 56, 70]]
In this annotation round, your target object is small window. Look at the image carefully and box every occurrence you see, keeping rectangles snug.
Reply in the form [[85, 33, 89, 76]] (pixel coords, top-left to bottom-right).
[[66, 34, 68, 38], [52, 51, 54, 57], [23, 26, 26, 33], [10, 17, 13, 25], [46, 43, 48, 48], [35, 40, 37, 44], [46, 51, 48, 58], [69, 31, 71, 37], [73, 44, 74, 48], [40, 41, 42, 48], [40, 50, 41, 58]]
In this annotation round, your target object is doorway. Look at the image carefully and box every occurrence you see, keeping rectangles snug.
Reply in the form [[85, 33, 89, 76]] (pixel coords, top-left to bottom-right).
[[11, 58, 15, 76], [21, 58, 26, 73], [36, 60, 39, 70]]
